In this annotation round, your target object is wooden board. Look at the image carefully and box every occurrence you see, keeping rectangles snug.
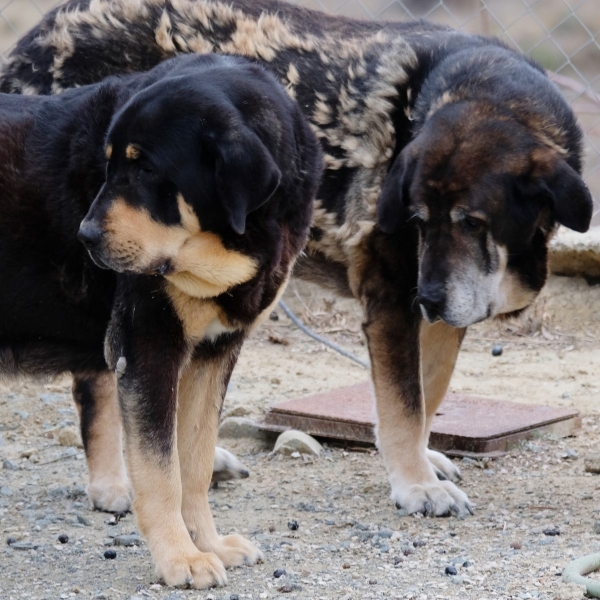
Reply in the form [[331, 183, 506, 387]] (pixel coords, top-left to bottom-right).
[[262, 381, 581, 454]]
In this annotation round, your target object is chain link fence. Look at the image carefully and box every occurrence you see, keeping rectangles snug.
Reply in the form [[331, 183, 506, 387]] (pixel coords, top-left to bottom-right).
[[2, 0, 599, 224]]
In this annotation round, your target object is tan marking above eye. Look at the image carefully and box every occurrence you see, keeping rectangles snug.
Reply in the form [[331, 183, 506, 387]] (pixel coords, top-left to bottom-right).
[[125, 144, 140, 160], [105, 144, 113, 160]]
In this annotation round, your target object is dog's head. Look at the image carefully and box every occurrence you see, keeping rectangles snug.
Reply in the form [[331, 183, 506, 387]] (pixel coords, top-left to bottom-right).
[[78, 57, 282, 290], [377, 101, 593, 328]]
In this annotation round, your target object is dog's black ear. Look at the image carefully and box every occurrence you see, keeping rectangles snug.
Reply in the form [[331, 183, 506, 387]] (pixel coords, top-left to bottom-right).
[[377, 149, 417, 235], [545, 159, 593, 233], [215, 128, 281, 235]]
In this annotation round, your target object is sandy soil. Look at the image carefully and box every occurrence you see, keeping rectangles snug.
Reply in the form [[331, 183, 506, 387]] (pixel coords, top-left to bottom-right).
[[1, 275, 600, 600]]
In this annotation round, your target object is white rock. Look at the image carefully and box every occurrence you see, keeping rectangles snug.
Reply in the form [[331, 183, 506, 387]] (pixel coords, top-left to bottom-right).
[[273, 430, 322, 457]]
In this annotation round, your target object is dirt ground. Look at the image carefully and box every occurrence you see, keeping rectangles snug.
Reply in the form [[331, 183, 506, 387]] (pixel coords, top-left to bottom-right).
[[1, 274, 600, 600]]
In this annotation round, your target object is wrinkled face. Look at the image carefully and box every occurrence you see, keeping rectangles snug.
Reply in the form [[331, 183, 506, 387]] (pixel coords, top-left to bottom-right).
[[378, 104, 592, 329]]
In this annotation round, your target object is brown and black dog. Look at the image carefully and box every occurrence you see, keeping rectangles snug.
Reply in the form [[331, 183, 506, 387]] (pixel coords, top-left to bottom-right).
[[0, 53, 321, 587], [0, 0, 593, 521]]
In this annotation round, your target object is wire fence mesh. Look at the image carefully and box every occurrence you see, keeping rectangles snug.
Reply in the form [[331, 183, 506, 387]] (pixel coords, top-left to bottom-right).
[[1, 0, 599, 224]]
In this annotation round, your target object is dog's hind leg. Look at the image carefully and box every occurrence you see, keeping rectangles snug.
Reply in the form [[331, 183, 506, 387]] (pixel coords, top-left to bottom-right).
[[72, 371, 131, 513], [178, 341, 262, 568], [420, 321, 466, 483]]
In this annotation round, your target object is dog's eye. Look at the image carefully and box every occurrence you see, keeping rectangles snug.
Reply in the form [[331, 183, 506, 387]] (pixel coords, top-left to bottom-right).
[[464, 216, 485, 231]]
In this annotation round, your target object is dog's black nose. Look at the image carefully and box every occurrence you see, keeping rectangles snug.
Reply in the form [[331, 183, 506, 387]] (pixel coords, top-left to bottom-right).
[[417, 284, 446, 320], [77, 222, 103, 249]]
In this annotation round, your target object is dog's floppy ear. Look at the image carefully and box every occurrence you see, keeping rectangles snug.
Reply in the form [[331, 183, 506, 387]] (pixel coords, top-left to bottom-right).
[[377, 148, 417, 235], [545, 159, 593, 233], [215, 128, 281, 235]]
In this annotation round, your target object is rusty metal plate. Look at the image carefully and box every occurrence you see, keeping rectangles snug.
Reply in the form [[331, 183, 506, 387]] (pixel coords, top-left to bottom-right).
[[263, 381, 581, 454]]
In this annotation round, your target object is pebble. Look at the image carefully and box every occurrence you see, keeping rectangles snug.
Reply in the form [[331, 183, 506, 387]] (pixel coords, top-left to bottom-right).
[[273, 568, 285, 578], [593, 521, 600, 534], [543, 528, 560, 536], [288, 520, 299, 531], [11, 541, 36, 550], [2, 459, 18, 471], [584, 454, 600, 474], [510, 540, 523, 550], [58, 534, 69, 544], [273, 430, 322, 457], [218, 417, 265, 440], [113, 534, 142, 547], [104, 549, 117, 559], [0, 486, 13, 496], [492, 344, 503, 356], [57, 426, 83, 448], [6, 536, 16, 545], [229, 595, 240, 600], [563, 447, 578, 459], [445, 565, 458, 576]]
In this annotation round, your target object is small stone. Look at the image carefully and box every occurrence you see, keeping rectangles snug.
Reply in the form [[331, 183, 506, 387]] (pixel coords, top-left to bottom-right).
[[593, 521, 600, 534], [113, 534, 142, 547], [369, 579, 378, 585], [268, 525, 276, 533], [6, 536, 16, 545], [393, 555, 403, 565], [40, 393, 66, 404], [543, 528, 560, 536], [584, 454, 600, 474], [104, 549, 117, 559], [0, 486, 13, 496], [11, 541, 36, 550], [342, 562, 351, 569], [58, 426, 83, 448], [77, 515, 92, 526], [274, 430, 323, 457], [413, 540, 426, 548], [2, 459, 18, 470], [287, 520, 299, 531], [445, 565, 458, 576], [229, 595, 240, 600], [58, 534, 69, 544], [269, 311, 279, 321], [218, 417, 265, 440], [510, 540, 522, 550], [491, 344, 503, 356], [273, 568, 286, 578], [563, 447, 578, 459]]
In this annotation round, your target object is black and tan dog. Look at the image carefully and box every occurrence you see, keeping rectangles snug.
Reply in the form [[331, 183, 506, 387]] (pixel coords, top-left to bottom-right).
[[1, 0, 593, 520], [0, 53, 320, 587]]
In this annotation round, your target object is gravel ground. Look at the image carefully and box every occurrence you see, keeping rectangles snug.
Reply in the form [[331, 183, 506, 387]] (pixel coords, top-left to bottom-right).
[[1, 275, 599, 600]]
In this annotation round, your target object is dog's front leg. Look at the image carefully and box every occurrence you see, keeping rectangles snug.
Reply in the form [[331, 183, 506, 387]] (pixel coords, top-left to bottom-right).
[[178, 340, 262, 567], [111, 291, 227, 589], [362, 301, 472, 517], [421, 321, 467, 484]]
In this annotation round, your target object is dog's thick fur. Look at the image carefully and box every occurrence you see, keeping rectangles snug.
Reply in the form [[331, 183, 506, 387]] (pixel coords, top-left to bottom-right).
[[0, 53, 320, 588], [1, 0, 593, 521]]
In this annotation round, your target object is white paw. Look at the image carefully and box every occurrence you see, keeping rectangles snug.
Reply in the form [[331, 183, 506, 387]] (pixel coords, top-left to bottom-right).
[[157, 550, 227, 589], [426, 449, 462, 482], [391, 478, 473, 517], [88, 479, 132, 513], [212, 447, 249, 484]]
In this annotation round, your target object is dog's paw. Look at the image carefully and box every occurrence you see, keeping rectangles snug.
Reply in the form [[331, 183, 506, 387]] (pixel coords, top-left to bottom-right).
[[157, 550, 227, 589], [426, 449, 462, 482], [211, 447, 249, 484], [88, 480, 132, 513], [212, 534, 263, 568], [392, 479, 473, 518]]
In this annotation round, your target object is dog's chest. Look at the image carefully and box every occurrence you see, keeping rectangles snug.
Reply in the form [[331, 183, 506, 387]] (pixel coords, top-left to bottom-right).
[[165, 283, 237, 344]]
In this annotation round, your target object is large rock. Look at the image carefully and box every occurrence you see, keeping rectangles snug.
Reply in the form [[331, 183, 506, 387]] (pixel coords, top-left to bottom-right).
[[274, 430, 322, 457], [218, 417, 264, 440]]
